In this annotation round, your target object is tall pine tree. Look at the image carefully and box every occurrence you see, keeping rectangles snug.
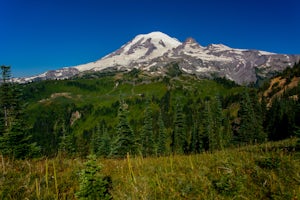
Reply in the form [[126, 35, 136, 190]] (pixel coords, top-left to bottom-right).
[[157, 111, 167, 156], [237, 90, 266, 144], [173, 100, 186, 154], [0, 66, 39, 158], [113, 100, 136, 157], [141, 100, 155, 156], [97, 123, 111, 157]]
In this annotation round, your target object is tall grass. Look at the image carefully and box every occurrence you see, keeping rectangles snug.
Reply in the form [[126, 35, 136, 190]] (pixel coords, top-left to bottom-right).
[[0, 139, 299, 199]]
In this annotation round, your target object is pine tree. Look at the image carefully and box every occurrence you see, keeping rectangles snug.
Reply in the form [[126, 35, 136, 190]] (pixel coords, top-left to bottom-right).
[[141, 100, 155, 156], [222, 112, 233, 148], [76, 154, 112, 200], [203, 101, 216, 151], [173, 100, 186, 154], [0, 65, 13, 133], [58, 121, 75, 156], [211, 95, 224, 150], [237, 90, 266, 144], [157, 112, 167, 156], [97, 124, 111, 157], [113, 100, 136, 157], [190, 121, 199, 153], [0, 66, 39, 158]]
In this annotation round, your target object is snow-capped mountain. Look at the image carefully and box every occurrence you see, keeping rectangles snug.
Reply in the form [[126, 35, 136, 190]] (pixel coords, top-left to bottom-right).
[[16, 31, 300, 84]]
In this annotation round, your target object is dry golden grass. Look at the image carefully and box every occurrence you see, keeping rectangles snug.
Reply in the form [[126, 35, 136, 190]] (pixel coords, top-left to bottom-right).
[[1, 139, 299, 199]]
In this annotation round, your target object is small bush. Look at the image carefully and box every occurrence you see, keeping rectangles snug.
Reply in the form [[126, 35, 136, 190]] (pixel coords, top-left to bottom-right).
[[255, 157, 281, 170], [76, 154, 112, 200]]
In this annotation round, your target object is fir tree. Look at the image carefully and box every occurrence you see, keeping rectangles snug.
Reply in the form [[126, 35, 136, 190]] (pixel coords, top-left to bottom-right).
[[76, 154, 112, 200], [203, 101, 215, 151], [0, 65, 13, 133], [58, 121, 75, 156], [0, 66, 39, 158], [173, 100, 186, 154], [222, 112, 233, 148], [141, 100, 155, 156], [97, 124, 111, 157], [113, 100, 136, 157], [211, 95, 224, 150], [190, 121, 199, 153], [237, 90, 266, 144], [157, 112, 167, 156]]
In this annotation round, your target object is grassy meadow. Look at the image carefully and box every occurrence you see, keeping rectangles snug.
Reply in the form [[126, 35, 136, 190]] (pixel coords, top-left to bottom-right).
[[1, 138, 299, 199]]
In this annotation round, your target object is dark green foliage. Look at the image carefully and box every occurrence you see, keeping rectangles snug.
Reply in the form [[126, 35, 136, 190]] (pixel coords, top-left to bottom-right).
[[0, 65, 13, 134], [202, 101, 213, 151], [190, 122, 199, 153], [237, 90, 266, 144], [213, 77, 239, 88], [141, 100, 155, 156], [157, 112, 167, 155], [112, 101, 136, 157], [0, 66, 39, 158], [263, 61, 300, 142], [96, 123, 112, 157], [210, 96, 224, 150], [173, 100, 186, 154], [294, 127, 300, 150], [76, 154, 112, 200], [212, 174, 243, 196], [14, 68, 293, 157], [255, 157, 281, 170], [32, 102, 75, 156], [266, 98, 298, 141]]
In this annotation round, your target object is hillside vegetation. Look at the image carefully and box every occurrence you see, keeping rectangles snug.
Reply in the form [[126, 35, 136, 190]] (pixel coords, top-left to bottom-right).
[[19, 67, 246, 157], [1, 62, 300, 199], [0, 139, 299, 199]]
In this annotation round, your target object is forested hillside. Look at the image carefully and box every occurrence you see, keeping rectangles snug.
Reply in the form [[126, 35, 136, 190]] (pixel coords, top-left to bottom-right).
[[1, 62, 300, 158]]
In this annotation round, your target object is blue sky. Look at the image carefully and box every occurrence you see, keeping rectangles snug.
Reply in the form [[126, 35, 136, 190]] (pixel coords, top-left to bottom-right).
[[1, 0, 299, 77]]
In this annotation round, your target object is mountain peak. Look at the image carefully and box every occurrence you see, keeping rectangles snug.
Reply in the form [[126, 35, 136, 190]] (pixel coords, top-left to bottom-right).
[[207, 43, 231, 51], [184, 37, 198, 44], [133, 31, 182, 47], [16, 31, 300, 85]]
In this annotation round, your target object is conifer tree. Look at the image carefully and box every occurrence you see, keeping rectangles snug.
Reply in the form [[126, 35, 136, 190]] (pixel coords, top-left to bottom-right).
[[211, 96, 224, 150], [190, 121, 199, 153], [90, 123, 102, 155], [0, 66, 39, 158], [76, 154, 112, 200], [141, 100, 155, 156], [0, 65, 13, 133], [58, 121, 68, 153], [113, 100, 136, 157], [222, 112, 233, 148], [203, 101, 216, 151], [157, 112, 167, 156], [97, 124, 111, 157], [58, 121, 75, 156], [237, 90, 266, 144], [173, 100, 186, 154]]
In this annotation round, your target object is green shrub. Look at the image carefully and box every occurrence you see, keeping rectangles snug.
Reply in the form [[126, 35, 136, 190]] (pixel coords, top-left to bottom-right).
[[76, 154, 112, 200]]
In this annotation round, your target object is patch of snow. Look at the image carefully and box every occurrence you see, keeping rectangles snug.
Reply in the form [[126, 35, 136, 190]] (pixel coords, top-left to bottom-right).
[[196, 66, 213, 72], [182, 68, 193, 73], [259, 50, 275, 55]]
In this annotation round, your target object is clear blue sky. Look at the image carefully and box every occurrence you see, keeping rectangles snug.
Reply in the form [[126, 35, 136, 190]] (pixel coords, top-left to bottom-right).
[[1, 0, 299, 78]]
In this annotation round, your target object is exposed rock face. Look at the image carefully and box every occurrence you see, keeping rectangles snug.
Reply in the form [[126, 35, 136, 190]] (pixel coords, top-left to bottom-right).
[[16, 31, 300, 84], [70, 111, 81, 126]]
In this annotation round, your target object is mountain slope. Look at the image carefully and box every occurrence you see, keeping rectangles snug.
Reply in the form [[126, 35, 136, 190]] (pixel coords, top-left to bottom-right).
[[16, 31, 300, 84]]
